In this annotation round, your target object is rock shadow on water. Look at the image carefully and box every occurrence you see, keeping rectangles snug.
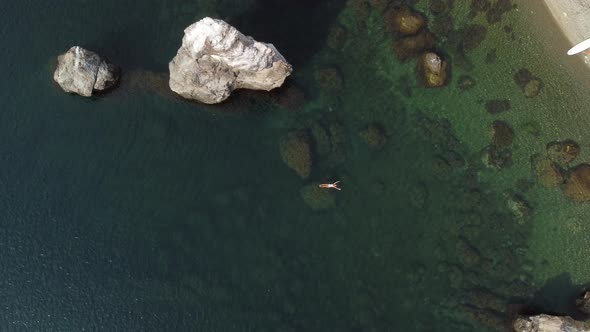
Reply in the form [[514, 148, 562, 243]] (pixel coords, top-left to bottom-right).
[[116, 69, 286, 113], [515, 273, 590, 321], [232, 0, 347, 68]]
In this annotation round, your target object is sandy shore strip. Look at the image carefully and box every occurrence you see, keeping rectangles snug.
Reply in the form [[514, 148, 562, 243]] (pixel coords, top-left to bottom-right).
[[515, 0, 590, 83], [542, 0, 590, 51]]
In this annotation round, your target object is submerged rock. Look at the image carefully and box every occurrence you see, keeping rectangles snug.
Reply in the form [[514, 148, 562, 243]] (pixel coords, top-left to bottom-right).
[[461, 24, 488, 51], [417, 52, 449, 88], [300, 182, 336, 210], [513, 314, 590, 332], [463, 288, 507, 314], [576, 291, 590, 315], [384, 5, 426, 36], [325, 123, 347, 166], [462, 306, 506, 329], [359, 124, 387, 149], [279, 130, 313, 179], [53, 46, 120, 97], [514, 68, 543, 98], [416, 116, 460, 151], [563, 164, 590, 202], [513, 68, 533, 88], [309, 122, 332, 158], [531, 155, 565, 188], [315, 67, 343, 92], [482, 145, 512, 169], [546, 140, 580, 167], [486, 0, 513, 24], [298, 120, 347, 167], [506, 194, 532, 224], [524, 79, 542, 97], [491, 120, 514, 148], [272, 84, 306, 111], [393, 30, 435, 61], [169, 17, 292, 104]]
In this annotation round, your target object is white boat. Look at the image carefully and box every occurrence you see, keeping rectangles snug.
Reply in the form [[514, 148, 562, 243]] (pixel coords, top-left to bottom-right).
[[567, 37, 590, 55]]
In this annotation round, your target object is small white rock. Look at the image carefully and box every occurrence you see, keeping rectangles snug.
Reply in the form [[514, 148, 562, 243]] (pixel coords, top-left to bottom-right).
[[53, 46, 120, 97]]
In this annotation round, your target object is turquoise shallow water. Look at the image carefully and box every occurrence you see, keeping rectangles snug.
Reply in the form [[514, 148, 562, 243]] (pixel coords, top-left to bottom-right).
[[2, 0, 590, 331]]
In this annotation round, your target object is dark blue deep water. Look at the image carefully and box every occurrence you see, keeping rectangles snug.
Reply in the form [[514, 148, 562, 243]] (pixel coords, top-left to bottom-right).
[[2, 0, 590, 331]]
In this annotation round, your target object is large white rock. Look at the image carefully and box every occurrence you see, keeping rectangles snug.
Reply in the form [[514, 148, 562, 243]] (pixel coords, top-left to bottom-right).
[[169, 17, 292, 104], [53, 46, 120, 97], [513, 314, 590, 332]]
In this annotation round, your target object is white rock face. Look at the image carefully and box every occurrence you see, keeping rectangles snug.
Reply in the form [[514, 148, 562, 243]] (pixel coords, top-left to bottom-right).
[[513, 314, 590, 332], [577, 291, 590, 314], [53, 46, 120, 97], [169, 17, 292, 104]]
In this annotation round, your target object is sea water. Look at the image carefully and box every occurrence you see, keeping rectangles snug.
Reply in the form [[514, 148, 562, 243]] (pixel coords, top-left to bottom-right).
[[1, 0, 589, 331]]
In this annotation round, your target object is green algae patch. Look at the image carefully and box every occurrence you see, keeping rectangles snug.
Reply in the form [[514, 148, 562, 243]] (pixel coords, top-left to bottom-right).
[[317, 0, 590, 327], [300, 182, 337, 210]]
